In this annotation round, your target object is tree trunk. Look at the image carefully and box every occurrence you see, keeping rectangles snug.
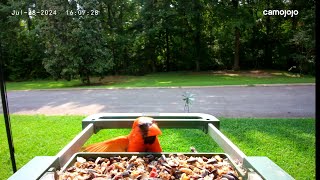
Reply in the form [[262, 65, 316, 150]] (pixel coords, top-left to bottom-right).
[[151, 43, 156, 73], [124, 47, 128, 73], [145, 41, 156, 73], [85, 74, 90, 85], [291, 0, 297, 31], [111, 45, 117, 75], [264, 0, 272, 68], [194, 0, 201, 71], [107, 4, 113, 28], [233, 27, 240, 70], [287, 0, 297, 69], [232, 0, 240, 71], [144, 0, 156, 73], [195, 33, 201, 71], [80, 68, 90, 85], [165, 28, 170, 71]]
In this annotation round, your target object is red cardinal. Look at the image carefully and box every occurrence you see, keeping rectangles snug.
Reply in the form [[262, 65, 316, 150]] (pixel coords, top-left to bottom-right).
[[84, 117, 162, 152]]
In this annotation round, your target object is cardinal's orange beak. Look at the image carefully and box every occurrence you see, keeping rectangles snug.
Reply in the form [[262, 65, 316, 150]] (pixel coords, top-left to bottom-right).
[[148, 123, 162, 137]]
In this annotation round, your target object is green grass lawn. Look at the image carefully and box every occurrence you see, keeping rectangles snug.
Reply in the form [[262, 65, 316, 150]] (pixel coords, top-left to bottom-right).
[[6, 71, 315, 91], [0, 115, 315, 179]]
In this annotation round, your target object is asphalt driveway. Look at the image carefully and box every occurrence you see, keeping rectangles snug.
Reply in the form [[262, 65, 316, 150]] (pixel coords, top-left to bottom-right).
[[1, 85, 315, 118]]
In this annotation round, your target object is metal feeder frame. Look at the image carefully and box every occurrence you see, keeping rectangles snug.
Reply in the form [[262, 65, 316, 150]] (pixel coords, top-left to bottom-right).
[[9, 113, 294, 180]]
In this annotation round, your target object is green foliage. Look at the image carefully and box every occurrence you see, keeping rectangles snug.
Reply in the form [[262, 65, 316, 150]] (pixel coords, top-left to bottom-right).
[[0, 0, 315, 83], [0, 1, 49, 80], [39, 0, 113, 84], [289, 8, 315, 75]]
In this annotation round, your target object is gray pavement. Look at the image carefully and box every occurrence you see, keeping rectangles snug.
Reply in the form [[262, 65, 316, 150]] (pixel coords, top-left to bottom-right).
[[1, 85, 315, 118]]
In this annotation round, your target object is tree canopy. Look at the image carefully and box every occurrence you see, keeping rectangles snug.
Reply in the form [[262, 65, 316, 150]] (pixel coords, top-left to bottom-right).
[[0, 0, 315, 84]]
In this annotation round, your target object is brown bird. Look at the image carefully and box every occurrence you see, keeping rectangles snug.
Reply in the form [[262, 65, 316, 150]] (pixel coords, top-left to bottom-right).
[[84, 117, 162, 152]]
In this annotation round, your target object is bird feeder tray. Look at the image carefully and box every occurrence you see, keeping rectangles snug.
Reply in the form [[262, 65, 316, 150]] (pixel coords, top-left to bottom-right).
[[58, 152, 243, 179], [8, 113, 294, 180]]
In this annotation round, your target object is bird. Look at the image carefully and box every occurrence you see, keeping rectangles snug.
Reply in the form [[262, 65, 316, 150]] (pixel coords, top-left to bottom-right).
[[83, 116, 162, 152]]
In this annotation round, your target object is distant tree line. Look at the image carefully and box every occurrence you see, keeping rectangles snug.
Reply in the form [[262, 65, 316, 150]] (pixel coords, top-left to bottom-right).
[[0, 0, 315, 84]]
